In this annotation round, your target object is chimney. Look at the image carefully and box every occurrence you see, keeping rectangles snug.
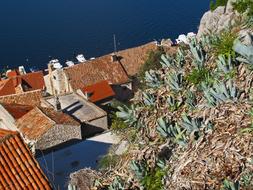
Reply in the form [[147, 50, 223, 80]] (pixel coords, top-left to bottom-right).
[[54, 96, 61, 111], [111, 53, 118, 62]]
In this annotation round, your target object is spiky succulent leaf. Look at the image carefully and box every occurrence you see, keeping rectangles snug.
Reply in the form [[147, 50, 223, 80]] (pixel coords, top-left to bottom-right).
[[176, 48, 186, 67], [233, 37, 253, 65], [116, 105, 137, 126], [165, 72, 183, 91], [185, 91, 197, 108], [203, 80, 240, 106], [130, 161, 146, 181], [108, 177, 125, 190], [157, 118, 187, 145], [144, 70, 162, 88], [217, 54, 233, 74], [160, 54, 176, 68], [189, 37, 206, 69], [142, 92, 155, 106]]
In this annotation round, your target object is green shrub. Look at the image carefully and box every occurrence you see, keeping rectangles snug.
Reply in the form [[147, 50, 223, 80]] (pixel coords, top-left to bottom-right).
[[138, 48, 165, 83], [186, 68, 212, 86], [98, 154, 119, 170], [210, 0, 228, 11], [141, 167, 165, 190], [111, 113, 128, 131], [233, 0, 253, 17], [212, 31, 237, 57]]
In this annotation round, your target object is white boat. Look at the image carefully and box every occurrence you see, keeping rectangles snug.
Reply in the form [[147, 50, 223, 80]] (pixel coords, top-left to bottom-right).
[[187, 32, 196, 38], [49, 59, 63, 69], [90, 57, 95, 60], [65, 60, 75, 67], [76, 54, 86, 63], [176, 34, 188, 44], [18, 66, 27, 75]]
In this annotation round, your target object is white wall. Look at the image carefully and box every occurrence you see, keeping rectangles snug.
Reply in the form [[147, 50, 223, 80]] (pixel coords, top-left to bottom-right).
[[0, 105, 17, 131]]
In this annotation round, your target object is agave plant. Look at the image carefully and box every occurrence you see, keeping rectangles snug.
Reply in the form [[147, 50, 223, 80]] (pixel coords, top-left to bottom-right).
[[175, 48, 186, 67], [233, 36, 253, 65], [185, 91, 197, 108], [166, 96, 181, 111], [202, 80, 240, 106], [181, 115, 205, 135], [142, 92, 155, 106], [222, 179, 240, 190], [217, 54, 233, 74], [144, 70, 163, 88], [130, 161, 146, 181], [200, 34, 218, 49], [160, 54, 176, 68], [116, 105, 138, 126], [189, 37, 207, 69], [108, 177, 125, 190], [165, 72, 183, 92], [157, 117, 187, 146]]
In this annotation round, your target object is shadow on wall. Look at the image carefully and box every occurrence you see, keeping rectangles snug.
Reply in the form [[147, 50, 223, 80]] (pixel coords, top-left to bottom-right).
[[81, 123, 105, 139], [112, 84, 134, 102], [37, 140, 112, 190]]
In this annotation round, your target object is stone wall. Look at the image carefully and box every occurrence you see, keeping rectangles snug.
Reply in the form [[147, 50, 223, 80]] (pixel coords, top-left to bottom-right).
[[44, 69, 72, 95], [112, 83, 134, 102], [82, 116, 108, 138], [36, 124, 82, 150], [0, 105, 17, 131]]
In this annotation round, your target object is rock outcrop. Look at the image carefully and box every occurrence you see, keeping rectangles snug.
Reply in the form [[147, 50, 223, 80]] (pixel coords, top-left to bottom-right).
[[197, 0, 239, 37]]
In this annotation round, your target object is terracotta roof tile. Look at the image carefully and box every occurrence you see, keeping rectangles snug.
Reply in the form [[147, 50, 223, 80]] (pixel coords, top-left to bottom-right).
[[0, 90, 42, 106], [117, 42, 157, 76], [0, 71, 45, 96], [64, 55, 129, 90], [6, 70, 20, 78], [64, 42, 156, 90], [16, 107, 80, 140], [82, 80, 115, 103], [39, 107, 80, 126], [0, 79, 16, 96], [0, 129, 52, 189], [1, 103, 34, 120]]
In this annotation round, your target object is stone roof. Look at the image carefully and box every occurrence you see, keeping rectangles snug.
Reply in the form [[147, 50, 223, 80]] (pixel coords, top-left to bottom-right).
[[64, 42, 157, 90], [1, 103, 34, 120], [0, 129, 52, 189], [44, 93, 107, 122], [15, 107, 80, 140], [82, 80, 115, 103], [0, 90, 42, 106]]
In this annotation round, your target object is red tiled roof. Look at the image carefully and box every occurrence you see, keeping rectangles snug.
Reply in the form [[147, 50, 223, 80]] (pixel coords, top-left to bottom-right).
[[0, 129, 52, 189], [0, 71, 45, 96], [82, 80, 115, 103], [64, 55, 129, 90], [0, 79, 16, 96], [64, 42, 157, 90], [16, 107, 80, 140], [1, 103, 34, 120], [117, 42, 157, 76], [0, 128, 16, 139], [7, 70, 20, 78], [0, 90, 42, 106]]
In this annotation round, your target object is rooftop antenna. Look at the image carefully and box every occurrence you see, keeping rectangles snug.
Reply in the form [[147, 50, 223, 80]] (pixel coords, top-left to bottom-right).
[[111, 34, 118, 62], [113, 34, 117, 53]]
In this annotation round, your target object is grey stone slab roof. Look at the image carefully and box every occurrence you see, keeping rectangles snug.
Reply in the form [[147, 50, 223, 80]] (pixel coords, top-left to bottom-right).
[[45, 93, 107, 122]]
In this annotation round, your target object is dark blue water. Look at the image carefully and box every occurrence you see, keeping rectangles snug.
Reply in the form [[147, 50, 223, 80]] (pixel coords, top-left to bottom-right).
[[0, 0, 209, 70]]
